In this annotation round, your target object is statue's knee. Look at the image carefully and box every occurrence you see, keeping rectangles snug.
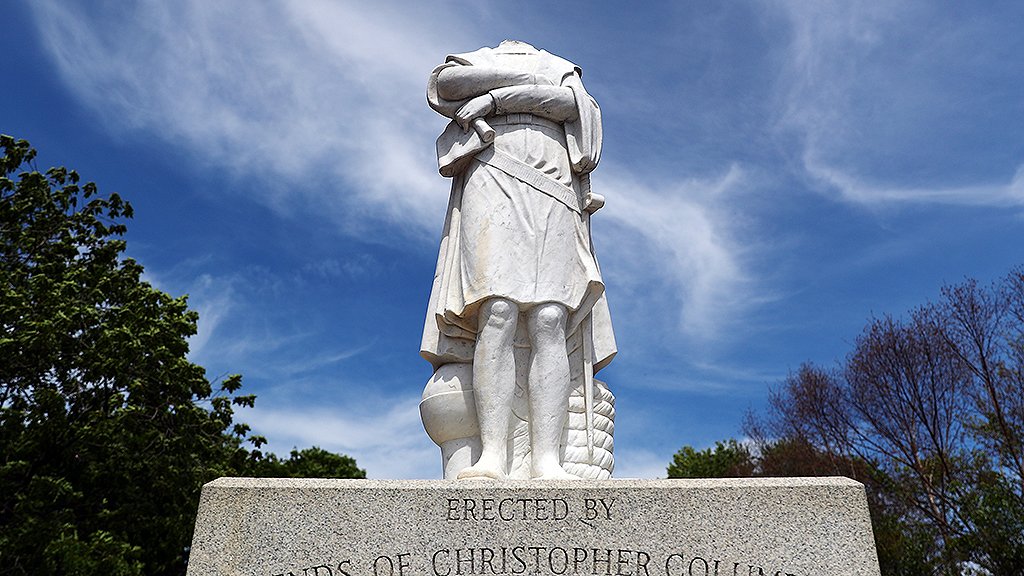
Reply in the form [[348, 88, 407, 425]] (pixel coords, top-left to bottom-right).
[[481, 298, 518, 330], [530, 303, 567, 338]]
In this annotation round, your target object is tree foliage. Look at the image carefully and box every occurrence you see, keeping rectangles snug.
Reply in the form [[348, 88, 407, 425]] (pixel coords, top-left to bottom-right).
[[741, 273, 1024, 576], [253, 447, 365, 479], [670, 271, 1024, 574], [667, 440, 754, 478], [0, 136, 363, 576]]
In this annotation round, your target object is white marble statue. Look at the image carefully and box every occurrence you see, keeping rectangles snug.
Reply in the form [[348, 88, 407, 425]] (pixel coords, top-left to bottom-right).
[[419, 40, 616, 480]]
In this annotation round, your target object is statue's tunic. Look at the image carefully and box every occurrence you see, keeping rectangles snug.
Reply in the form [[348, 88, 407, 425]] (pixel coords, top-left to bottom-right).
[[421, 44, 616, 375]]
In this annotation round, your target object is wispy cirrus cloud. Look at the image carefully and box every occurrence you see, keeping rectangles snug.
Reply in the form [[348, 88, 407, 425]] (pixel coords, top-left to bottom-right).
[[774, 0, 1024, 208], [32, 0, 764, 349], [31, 0, 454, 236], [801, 157, 1024, 207], [598, 163, 763, 341], [141, 267, 238, 363]]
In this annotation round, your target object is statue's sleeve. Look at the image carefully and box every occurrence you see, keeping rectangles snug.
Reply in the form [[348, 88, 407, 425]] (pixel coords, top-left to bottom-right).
[[427, 60, 470, 119], [562, 70, 602, 175], [489, 85, 577, 122]]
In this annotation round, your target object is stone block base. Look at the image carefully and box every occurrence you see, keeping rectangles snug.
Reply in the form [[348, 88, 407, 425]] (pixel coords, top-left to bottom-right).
[[186, 477, 879, 576]]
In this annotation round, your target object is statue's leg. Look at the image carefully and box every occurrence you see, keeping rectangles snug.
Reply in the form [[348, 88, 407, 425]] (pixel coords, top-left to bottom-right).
[[458, 297, 518, 480], [526, 302, 577, 479]]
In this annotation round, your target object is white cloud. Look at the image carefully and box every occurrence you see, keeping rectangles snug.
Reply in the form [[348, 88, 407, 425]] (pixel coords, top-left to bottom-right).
[[148, 265, 380, 381], [239, 397, 439, 479], [31, 0, 459, 237], [141, 267, 237, 362], [244, 399, 677, 480], [774, 0, 1024, 208], [183, 274, 242, 360], [598, 163, 758, 341], [612, 448, 668, 479], [32, 1, 764, 347], [802, 156, 1024, 207], [775, 1, 905, 156]]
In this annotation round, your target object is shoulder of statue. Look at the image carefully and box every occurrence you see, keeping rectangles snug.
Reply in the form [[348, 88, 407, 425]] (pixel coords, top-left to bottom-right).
[[445, 46, 495, 67], [538, 50, 584, 79]]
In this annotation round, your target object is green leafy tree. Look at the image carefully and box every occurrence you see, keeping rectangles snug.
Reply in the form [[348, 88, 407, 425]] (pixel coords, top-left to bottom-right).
[[0, 136, 363, 576], [667, 439, 754, 478], [252, 446, 366, 478]]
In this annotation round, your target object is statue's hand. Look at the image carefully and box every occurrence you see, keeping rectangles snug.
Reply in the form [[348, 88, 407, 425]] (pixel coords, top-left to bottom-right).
[[455, 94, 495, 132]]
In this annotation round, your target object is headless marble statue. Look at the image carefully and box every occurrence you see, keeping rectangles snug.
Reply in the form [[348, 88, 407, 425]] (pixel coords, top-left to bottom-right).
[[420, 41, 616, 480]]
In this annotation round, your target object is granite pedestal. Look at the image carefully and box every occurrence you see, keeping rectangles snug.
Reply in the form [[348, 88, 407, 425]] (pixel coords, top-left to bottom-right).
[[186, 477, 880, 576]]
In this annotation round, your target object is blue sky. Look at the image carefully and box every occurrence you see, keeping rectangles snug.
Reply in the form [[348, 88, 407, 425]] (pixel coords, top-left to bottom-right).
[[4, 1, 1024, 479]]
